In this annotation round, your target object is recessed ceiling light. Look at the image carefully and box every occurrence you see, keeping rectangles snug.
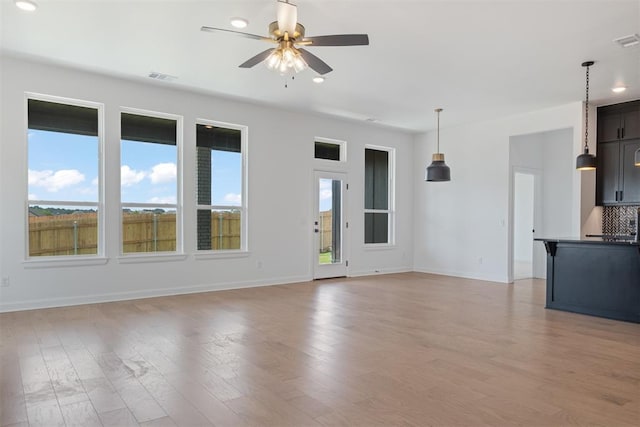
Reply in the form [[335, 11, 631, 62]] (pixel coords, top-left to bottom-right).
[[15, 0, 37, 11], [612, 86, 627, 93], [230, 18, 248, 29], [312, 76, 325, 84]]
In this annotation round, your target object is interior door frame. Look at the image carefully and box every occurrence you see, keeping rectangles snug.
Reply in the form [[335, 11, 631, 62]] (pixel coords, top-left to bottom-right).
[[313, 170, 348, 279], [509, 166, 544, 282]]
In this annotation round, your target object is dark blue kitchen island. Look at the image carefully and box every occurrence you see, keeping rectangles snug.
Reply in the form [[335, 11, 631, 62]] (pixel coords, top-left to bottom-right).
[[535, 237, 640, 323]]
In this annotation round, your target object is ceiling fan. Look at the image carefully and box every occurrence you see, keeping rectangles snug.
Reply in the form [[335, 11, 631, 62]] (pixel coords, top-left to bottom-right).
[[201, 0, 369, 75]]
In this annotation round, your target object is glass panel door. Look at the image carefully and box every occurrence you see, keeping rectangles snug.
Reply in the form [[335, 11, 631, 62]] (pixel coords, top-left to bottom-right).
[[314, 171, 347, 279]]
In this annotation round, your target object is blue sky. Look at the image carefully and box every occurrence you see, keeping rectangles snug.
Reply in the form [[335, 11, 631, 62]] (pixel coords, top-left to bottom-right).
[[28, 130, 242, 207]]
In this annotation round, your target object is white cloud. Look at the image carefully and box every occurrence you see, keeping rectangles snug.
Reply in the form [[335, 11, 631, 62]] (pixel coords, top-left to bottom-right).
[[149, 163, 176, 184], [91, 177, 99, 186], [148, 196, 176, 204], [121, 165, 146, 187], [28, 169, 85, 192], [28, 193, 38, 200], [223, 193, 242, 205], [320, 189, 332, 200]]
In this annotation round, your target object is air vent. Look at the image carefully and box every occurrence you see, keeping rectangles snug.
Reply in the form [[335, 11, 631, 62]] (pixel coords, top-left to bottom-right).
[[148, 72, 177, 82], [613, 34, 640, 48]]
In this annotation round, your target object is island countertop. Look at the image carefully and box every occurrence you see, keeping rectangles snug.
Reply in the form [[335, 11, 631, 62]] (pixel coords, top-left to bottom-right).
[[535, 237, 640, 246]]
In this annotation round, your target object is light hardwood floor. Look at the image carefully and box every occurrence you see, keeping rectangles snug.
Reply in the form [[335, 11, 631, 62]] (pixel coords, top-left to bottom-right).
[[1, 272, 639, 426]]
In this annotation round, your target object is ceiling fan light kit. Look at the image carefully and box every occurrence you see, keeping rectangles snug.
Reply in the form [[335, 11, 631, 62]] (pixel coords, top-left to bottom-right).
[[576, 61, 597, 171], [201, 0, 369, 76]]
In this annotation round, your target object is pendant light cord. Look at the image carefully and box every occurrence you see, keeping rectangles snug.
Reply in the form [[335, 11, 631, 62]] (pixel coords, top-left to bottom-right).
[[584, 64, 590, 150], [437, 110, 440, 153], [435, 108, 443, 154]]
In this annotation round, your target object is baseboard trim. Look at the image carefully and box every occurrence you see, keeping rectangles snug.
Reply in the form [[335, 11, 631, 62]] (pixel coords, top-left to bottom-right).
[[348, 266, 413, 277], [0, 274, 312, 313]]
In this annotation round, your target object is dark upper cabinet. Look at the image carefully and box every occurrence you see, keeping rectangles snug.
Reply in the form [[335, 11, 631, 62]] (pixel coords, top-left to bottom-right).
[[596, 142, 621, 204], [597, 100, 640, 142], [621, 140, 640, 204], [596, 100, 640, 206], [596, 139, 640, 205]]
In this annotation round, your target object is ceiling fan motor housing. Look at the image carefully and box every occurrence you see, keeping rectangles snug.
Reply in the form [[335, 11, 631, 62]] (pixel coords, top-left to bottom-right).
[[269, 21, 305, 40]]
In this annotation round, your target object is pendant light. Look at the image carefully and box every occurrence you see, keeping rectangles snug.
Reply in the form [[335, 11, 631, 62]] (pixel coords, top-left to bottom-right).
[[425, 108, 451, 182], [576, 61, 597, 170]]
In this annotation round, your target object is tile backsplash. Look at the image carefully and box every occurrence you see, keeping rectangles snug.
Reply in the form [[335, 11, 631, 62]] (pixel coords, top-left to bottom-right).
[[603, 206, 638, 235]]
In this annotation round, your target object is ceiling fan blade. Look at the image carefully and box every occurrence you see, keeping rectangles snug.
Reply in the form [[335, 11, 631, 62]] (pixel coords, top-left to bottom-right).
[[298, 48, 333, 75], [239, 49, 275, 68], [303, 34, 369, 46], [277, 0, 297, 35], [201, 26, 272, 42]]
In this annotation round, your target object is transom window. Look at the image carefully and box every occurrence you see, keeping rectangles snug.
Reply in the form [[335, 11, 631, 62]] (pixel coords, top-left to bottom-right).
[[315, 138, 346, 161]]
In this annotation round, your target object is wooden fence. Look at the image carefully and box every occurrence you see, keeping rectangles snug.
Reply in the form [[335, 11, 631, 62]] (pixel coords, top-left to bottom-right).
[[28, 211, 241, 256], [319, 210, 332, 252]]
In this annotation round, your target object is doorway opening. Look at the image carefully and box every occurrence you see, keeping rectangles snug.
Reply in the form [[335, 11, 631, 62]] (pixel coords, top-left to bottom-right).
[[513, 172, 535, 279]]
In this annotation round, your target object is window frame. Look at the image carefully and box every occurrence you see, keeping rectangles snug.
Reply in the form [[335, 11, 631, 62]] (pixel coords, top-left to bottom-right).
[[364, 144, 396, 247], [118, 107, 183, 257], [24, 92, 106, 263], [194, 119, 248, 256], [314, 137, 347, 162]]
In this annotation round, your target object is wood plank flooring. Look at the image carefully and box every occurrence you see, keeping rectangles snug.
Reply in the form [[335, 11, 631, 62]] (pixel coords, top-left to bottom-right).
[[1, 272, 638, 426]]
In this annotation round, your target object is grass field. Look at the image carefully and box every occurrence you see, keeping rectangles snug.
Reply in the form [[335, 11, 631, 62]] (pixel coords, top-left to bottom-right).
[[319, 251, 332, 264]]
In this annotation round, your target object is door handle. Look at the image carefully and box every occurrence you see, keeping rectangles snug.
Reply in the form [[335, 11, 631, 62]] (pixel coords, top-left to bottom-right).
[[619, 190, 623, 201], [621, 127, 625, 139]]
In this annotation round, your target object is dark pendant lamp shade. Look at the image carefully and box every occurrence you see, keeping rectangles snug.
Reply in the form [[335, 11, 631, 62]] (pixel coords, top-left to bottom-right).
[[576, 61, 596, 171], [635, 148, 640, 167], [426, 153, 451, 181], [576, 148, 597, 170], [425, 108, 451, 182]]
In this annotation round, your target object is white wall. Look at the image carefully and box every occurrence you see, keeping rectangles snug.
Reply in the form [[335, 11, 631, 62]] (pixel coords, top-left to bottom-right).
[[413, 103, 592, 283], [0, 55, 414, 311]]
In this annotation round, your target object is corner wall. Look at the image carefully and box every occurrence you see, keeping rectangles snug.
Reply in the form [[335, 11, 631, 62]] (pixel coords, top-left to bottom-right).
[[413, 103, 589, 283], [0, 55, 414, 311]]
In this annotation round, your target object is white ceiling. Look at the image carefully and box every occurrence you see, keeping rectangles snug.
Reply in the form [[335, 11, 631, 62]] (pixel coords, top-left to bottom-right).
[[1, 0, 639, 132]]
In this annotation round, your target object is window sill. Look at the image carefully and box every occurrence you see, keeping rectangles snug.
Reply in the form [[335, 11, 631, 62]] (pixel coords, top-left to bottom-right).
[[363, 244, 397, 251], [23, 256, 109, 269], [117, 253, 188, 264], [194, 250, 250, 260]]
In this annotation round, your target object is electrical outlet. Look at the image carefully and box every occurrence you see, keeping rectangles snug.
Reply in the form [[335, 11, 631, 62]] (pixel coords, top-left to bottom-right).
[[0, 276, 9, 287]]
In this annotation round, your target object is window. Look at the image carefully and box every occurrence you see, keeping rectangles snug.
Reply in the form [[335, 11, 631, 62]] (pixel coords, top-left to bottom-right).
[[27, 96, 102, 258], [196, 122, 246, 251], [364, 146, 394, 244], [120, 111, 180, 254], [315, 138, 346, 161]]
